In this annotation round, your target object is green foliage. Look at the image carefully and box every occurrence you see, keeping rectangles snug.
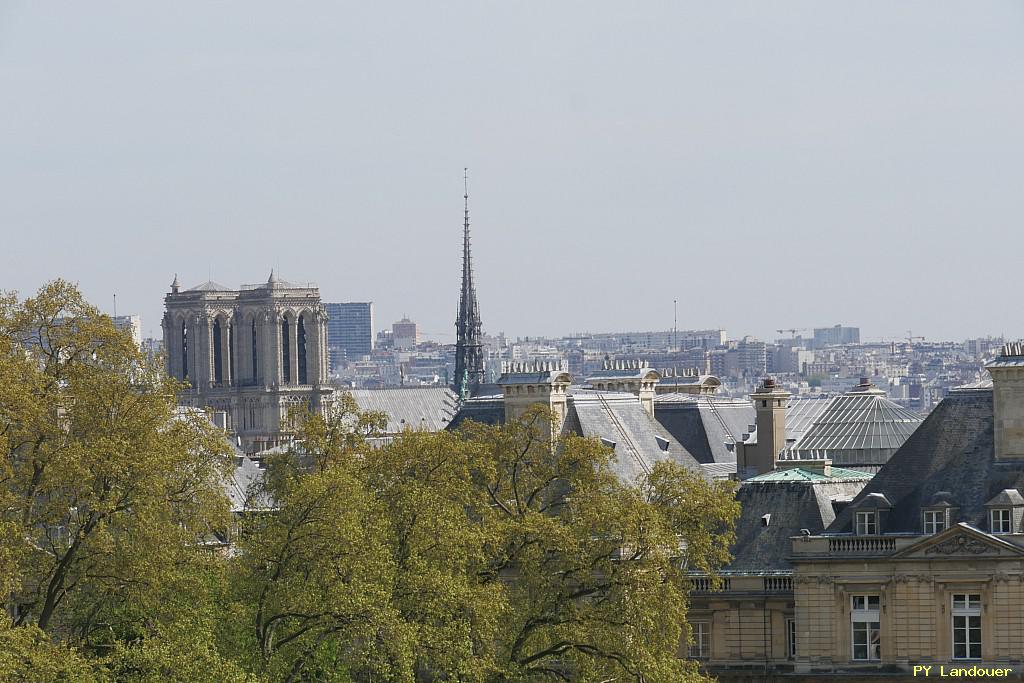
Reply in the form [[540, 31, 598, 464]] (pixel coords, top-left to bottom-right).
[[0, 281, 235, 672], [0, 282, 740, 682], [0, 624, 101, 682]]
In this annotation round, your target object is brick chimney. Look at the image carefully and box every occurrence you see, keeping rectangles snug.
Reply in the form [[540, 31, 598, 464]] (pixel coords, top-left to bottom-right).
[[986, 343, 1024, 460], [737, 377, 791, 476]]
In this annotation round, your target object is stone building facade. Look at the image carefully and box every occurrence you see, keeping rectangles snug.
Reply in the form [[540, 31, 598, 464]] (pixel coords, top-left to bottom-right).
[[687, 344, 1024, 681], [161, 273, 332, 452]]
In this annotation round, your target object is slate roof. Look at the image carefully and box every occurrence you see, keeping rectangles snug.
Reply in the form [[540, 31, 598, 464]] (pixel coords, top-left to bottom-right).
[[566, 391, 703, 482], [446, 394, 505, 429], [225, 454, 272, 512], [731, 476, 869, 571], [349, 387, 459, 434], [447, 390, 704, 482], [826, 386, 1024, 534], [653, 394, 751, 464]]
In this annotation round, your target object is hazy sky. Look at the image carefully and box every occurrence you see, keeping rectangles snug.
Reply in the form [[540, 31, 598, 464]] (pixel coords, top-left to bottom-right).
[[2, 2, 1022, 343]]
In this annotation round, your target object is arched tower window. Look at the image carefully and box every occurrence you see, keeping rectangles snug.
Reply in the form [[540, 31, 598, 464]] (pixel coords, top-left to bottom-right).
[[298, 315, 308, 385], [282, 317, 291, 384], [181, 320, 189, 380], [251, 318, 258, 382], [213, 319, 223, 384]]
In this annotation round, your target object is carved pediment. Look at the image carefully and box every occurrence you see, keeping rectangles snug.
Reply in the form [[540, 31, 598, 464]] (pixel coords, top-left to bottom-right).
[[893, 523, 1024, 560]]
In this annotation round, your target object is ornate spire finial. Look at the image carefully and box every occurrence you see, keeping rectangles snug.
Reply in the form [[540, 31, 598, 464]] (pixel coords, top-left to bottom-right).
[[454, 168, 484, 400]]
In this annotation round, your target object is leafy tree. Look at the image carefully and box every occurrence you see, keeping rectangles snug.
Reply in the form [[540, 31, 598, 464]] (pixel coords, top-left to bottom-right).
[[0, 624, 102, 682], [461, 406, 738, 682], [0, 281, 234, 645]]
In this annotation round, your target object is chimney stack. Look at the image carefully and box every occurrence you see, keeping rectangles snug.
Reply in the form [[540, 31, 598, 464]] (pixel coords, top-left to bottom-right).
[[986, 343, 1024, 460]]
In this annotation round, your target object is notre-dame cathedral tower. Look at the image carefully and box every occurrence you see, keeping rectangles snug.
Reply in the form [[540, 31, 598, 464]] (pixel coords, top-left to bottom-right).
[[161, 271, 332, 452]]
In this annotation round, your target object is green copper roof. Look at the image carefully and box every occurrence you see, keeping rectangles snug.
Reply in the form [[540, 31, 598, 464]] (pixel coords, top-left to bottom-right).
[[746, 466, 873, 483]]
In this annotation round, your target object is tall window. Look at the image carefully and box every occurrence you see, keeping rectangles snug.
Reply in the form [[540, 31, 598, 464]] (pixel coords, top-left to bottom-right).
[[251, 319, 258, 382], [851, 595, 880, 661], [952, 594, 981, 660], [181, 320, 188, 380], [990, 509, 1012, 534], [213, 319, 223, 384], [688, 622, 709, 659], [923, 510, 946, 535], [856, 511, 878, 536], [228, 322, 235, 383], [297, 315, 308, 385], [786, 618, 797, 660], [282, 318, 291, 384]]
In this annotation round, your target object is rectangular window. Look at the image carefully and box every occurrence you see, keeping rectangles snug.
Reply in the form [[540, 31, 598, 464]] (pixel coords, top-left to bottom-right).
[[990, 509, 1011, 534], [851, 595, 881, 661], [688, 621, 709, 659], [951, 594, 981, 660], [786, 618, 797, 660], [856, 511, 877, 536], [923, 510, 946, 534]]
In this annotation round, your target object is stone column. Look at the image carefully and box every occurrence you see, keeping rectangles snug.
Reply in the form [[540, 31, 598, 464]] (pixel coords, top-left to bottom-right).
[[161, 313, 177, 380], [220, 319, 232, 386], [305, 312, 319, 386], [266, 311, 281, 387], [288, 315, 299, 387], [320, 311, 329, 383], [200, 315, 214, 389]]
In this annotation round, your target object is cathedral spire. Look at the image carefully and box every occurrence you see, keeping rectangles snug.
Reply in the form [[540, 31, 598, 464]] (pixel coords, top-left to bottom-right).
[[454, 168, 485, 399]]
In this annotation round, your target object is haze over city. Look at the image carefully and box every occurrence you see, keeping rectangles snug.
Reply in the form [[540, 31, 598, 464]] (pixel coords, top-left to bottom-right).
[[2, 2, 1022, 341]]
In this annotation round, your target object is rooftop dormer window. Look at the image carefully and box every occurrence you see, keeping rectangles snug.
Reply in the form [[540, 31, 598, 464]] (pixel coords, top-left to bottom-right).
[[923, 509, 946, 535], [856, 511, 877, 536], [984, 489, 1023, 535], [990, 508, 1012, 534], [851, 492, 891, 535]]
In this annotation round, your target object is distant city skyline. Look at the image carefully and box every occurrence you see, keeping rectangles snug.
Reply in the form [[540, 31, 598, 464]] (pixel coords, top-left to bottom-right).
[[2, 3, 1022, 342]]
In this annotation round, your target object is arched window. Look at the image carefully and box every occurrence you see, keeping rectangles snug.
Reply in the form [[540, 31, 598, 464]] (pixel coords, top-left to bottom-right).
[[282, 317, 291, 384], [297, 315, 308, 385], [251, 318, 258, 381], [181, 320, 188, 380], [213, 319, 223, 384]]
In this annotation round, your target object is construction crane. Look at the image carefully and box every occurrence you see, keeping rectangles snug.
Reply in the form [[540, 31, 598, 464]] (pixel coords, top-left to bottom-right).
[[776, 327, 809, 339], [905, 331, 925, 349]]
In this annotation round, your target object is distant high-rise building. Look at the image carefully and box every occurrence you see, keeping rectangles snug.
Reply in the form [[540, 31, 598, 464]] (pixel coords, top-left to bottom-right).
[[813, 324, 860, 348], [392, 317, 419, 351], [324, 302, 374, 371], [112, 314, 142, 348]]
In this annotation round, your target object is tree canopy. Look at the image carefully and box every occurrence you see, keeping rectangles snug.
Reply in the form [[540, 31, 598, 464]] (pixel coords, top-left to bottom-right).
[[0, 282, 739, 682]]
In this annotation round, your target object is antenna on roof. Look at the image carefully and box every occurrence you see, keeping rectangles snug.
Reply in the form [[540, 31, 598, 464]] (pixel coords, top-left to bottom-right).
[[673, 299, 677, 351]]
